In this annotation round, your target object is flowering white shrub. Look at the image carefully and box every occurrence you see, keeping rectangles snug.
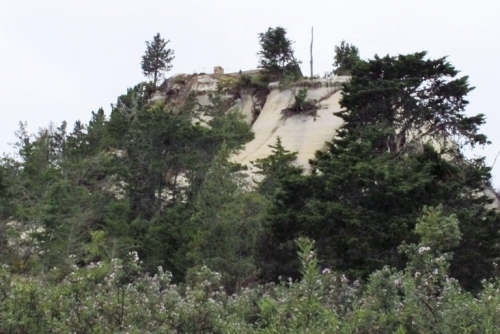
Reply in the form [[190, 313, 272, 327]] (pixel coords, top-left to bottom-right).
[[0, 207, 499, 333]]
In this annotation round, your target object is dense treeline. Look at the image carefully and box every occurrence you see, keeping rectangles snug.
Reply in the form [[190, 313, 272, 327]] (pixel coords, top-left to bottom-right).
[[260, 52, 499, 291], [0, 30, 499, 331], [0, 82, 256, 286]]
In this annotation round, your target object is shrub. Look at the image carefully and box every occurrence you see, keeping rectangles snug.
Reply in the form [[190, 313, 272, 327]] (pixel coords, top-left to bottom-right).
[[283, 88, 317, 115], [1, 210, 500, 332]]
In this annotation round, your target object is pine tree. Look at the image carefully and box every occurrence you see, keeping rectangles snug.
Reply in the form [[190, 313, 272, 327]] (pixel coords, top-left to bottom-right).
[[141, 33, 175, 86], [262, 52, 499, 290], [253, 136, 302, 199], [188, 146, 264, 291], [332, 40, 362, 75], [257, 27, 301, 79]]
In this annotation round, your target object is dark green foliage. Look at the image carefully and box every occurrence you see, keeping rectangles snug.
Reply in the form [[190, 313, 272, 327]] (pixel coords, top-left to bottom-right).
[[257, 27, 302, 80], [252, 138, 304, 280], [332, 40, 362, 75], [111, 90, 254, 278], [122, 103, 206, 219], [142, 202, 194, 279], [0, 159, 17, 263], [1, 117, 117, 272], [0, 78, 255, 279], [0, 161, 13, 221], [201, 92, 255, 152], [188, 147, 265, 291], [339, 51, 488, 151], [286, 88, 316, 114], [2, 219, 500, 333], [253, 136, 302, 200], [262, 51, 499, 290], [141, 33, 175, 86]]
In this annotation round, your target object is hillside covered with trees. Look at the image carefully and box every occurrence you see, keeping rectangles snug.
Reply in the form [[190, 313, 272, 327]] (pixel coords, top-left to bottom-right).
[[0, 28, 499, 333]]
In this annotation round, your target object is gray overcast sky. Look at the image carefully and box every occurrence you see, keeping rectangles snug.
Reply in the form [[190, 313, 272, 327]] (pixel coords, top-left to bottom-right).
[[1, 0, 499, 185]]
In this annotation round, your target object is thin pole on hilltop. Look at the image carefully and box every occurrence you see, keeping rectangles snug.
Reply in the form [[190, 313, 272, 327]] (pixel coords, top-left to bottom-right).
[[310, 27, 314, 78]]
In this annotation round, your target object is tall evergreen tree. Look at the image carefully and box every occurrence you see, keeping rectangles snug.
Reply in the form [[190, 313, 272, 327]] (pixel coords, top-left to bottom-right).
[[141, 33, 175, 86], [253, 136, 302, 200], [252, 138, 304, 281], [332, 40, 362, 75], [188, 146, 265, 291], [257, 27, 301, 79], [339, 52, 488, 152], [135, 93, 254, 280], [262, 52, 499, 290], [123, 103, 203, 219]]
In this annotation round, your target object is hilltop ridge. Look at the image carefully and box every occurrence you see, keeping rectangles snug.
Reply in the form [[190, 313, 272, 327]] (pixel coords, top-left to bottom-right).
[[151, 68, 349, 171]]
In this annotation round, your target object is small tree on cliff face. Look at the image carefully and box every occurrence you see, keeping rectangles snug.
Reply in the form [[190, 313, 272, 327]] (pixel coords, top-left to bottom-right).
[[141, 33, 175, 86], [257, 27, 301, 79]]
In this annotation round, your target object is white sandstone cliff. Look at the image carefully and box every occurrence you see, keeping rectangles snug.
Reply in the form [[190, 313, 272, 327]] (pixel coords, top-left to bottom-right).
[[155, 69, 500, 209], [160, 71, 348, 171]]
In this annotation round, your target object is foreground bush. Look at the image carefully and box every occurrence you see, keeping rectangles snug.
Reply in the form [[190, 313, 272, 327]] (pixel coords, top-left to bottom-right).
[[0, 207, 499, 333]]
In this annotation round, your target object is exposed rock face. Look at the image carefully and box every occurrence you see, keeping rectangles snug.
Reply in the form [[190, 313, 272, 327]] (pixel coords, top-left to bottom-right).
[[233, 79, 347, 171], [482, 186, 500, 210], [158, 73, 348, 171], [149, 72, 500, 209], [150, 91, 167, 103]]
